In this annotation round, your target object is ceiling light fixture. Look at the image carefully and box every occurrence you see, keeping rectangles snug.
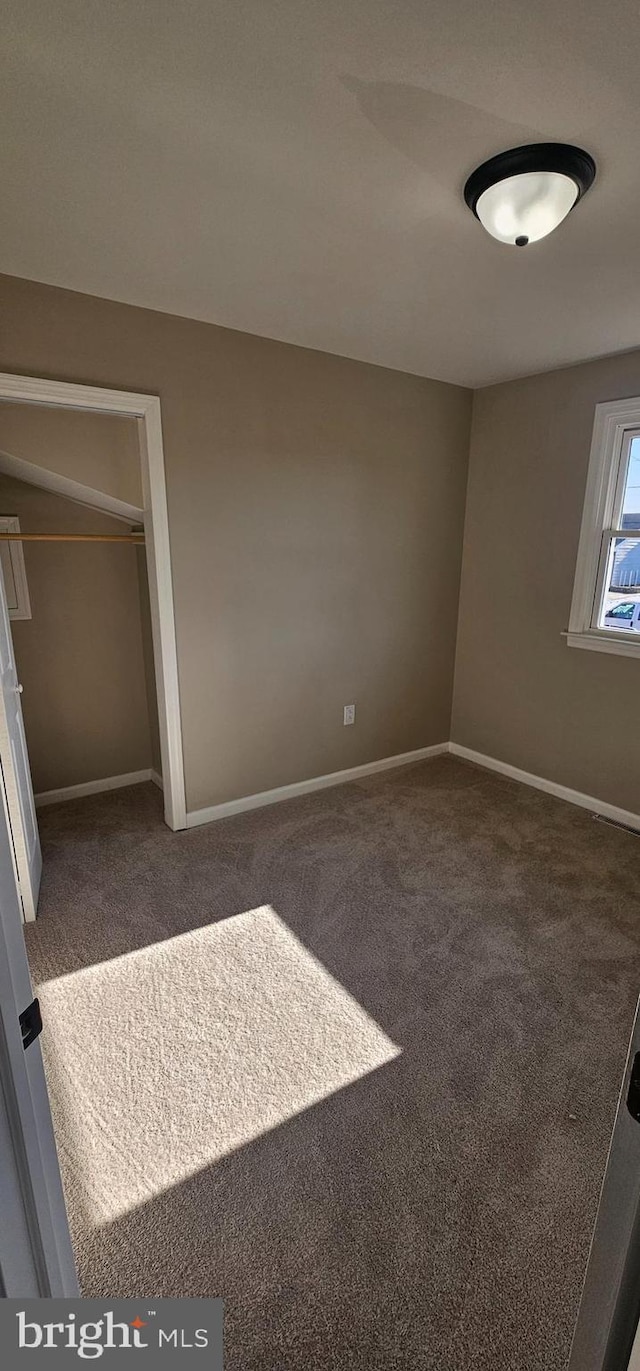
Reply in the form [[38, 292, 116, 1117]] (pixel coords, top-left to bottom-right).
[[464, 143, 596, 247]]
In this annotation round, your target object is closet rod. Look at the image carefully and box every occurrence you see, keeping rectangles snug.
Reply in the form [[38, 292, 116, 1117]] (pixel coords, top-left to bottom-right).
[[0, 532, 145, 544]]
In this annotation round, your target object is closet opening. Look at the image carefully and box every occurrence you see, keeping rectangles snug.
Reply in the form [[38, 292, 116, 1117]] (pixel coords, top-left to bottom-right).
[[0, 376, 185, 922]]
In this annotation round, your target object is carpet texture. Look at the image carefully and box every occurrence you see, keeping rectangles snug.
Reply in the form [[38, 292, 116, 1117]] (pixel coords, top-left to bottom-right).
[[24, 756, 640, 1370]]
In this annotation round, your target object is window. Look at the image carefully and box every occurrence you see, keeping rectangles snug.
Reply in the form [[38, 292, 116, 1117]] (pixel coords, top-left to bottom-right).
[[568, 398, 640, 657], [0, 517, 31, 621]]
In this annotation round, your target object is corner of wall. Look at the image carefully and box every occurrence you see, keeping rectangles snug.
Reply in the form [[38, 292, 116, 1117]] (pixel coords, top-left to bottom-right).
[[448, 385, 480, 742]]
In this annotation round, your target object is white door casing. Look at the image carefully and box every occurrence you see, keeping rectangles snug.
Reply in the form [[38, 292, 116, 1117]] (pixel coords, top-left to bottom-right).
[[0, 763, 78, 1296], [568, 998, 640, 1369], [0, 557, 41, 921], [0, 373, 186, 834]]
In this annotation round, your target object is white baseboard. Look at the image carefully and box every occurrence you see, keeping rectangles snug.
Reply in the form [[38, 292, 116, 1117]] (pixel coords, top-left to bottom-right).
[[32, 745, 640, 834], [186, 743, 449, 828], [449, 742, 640, 832], [35, 769, 153, 808]]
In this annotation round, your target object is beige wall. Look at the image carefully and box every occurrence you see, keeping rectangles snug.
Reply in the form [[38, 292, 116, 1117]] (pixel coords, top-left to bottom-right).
[[453, 351, 640, 814], [0, 401, 142, 507], [0, 473, 153, 793], [0, 274, 472, 811]]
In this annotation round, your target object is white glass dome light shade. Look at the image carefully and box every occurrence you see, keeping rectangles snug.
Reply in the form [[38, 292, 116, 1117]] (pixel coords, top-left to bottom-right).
[[476, 171, 579, 246], [464, 144, 596, 248]]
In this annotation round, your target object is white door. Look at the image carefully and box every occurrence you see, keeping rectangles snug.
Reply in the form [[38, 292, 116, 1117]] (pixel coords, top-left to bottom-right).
[[0, 759, 77, 1295], [0, 559, 41, 921], [568, 998, 640, 1370]]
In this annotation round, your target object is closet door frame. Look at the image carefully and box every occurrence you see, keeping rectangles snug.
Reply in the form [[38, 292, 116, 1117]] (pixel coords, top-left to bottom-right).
[[0, 372, 186, 832]]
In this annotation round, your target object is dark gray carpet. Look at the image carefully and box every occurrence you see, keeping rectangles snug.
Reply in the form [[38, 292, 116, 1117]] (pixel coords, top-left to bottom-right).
[[24, 756, 640, 1370]]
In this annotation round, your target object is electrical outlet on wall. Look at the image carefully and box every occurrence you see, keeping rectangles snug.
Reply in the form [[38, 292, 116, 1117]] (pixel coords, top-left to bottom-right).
[[343, 704, 356, 726]]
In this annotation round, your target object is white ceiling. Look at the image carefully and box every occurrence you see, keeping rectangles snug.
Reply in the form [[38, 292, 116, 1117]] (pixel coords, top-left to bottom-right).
[[2, 0, 640, 388]]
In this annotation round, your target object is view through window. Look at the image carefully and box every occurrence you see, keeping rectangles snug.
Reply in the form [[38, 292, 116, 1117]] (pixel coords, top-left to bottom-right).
[[598, 434, 640, 633]]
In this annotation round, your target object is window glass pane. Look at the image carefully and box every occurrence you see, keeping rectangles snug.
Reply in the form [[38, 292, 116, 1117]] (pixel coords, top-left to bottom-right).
[[599, 535, 640, 630], [622, 435, 640, 529]]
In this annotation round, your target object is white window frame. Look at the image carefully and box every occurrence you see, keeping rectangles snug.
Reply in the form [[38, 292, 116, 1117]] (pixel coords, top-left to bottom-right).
[[568, 396, 640, 659]]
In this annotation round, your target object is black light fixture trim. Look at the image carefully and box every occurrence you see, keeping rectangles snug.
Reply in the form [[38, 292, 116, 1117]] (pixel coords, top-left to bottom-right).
[[464, 142, 596, 219]]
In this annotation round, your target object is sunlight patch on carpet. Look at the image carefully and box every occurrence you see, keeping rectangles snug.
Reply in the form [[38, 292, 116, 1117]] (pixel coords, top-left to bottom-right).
[[39, 906, 400, 1224]]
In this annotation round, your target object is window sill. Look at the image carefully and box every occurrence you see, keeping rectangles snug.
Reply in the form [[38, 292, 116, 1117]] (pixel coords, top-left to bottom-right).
[[565, 629, 640, 658]]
